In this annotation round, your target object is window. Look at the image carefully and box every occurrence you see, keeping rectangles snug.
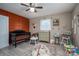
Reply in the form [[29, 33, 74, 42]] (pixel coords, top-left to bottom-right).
[[40, 19, 51, 31]]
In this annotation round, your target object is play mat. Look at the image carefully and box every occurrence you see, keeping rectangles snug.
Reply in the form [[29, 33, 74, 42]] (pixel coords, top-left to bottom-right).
[[32, 43, 51, 56]]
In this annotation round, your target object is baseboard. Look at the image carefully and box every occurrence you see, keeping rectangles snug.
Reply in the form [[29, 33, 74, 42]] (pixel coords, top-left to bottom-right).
[[39, 40, 49, 43]]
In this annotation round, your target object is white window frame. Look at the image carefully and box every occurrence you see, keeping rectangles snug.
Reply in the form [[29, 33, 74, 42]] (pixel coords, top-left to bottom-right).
[[40, 19, 51, 31]]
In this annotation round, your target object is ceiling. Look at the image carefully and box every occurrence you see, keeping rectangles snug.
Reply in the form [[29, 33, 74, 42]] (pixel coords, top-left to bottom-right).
[[0, 3, 76, 19]]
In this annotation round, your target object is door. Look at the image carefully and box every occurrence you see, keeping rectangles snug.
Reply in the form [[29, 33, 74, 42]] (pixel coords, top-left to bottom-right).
[[0, 15, 9, 49], [76, 16, 79, 47]]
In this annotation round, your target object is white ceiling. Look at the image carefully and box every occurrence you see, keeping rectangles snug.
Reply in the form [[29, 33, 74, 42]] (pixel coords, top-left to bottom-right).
[[0, 3, 76, 19]]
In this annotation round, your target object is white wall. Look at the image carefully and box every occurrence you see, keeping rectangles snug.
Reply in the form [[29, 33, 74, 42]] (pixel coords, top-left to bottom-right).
[[0, 15, 9, 49], [73, 4, 79, 16], [30, 12, 72, 40]]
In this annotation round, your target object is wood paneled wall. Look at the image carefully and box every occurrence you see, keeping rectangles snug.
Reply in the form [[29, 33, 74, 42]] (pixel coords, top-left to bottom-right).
[[0, 9, 29, 32]]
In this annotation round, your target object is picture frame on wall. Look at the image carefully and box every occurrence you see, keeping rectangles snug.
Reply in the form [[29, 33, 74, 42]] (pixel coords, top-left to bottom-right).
[[53, 19, 59, 26]]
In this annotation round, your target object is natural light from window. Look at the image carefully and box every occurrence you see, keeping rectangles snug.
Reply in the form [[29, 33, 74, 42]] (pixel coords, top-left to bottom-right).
[[40, 19, 51, 31]]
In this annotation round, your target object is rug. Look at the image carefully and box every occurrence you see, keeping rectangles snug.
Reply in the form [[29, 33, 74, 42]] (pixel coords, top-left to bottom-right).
[[32, 43, 51, 56]]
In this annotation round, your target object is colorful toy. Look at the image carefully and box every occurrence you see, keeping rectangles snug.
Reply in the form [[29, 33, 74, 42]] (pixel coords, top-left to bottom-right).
[[72, 47, 78, 53], [64, 44, 79, 56], [69, 47, 79, 56]]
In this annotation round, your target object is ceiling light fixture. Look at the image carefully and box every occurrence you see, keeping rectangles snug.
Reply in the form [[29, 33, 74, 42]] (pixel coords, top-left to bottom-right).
[[30, 7, 35, 12]]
